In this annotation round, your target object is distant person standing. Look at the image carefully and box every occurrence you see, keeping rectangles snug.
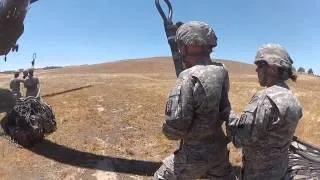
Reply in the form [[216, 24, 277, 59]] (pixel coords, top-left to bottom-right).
[[24, 68, 40, 97], [21, 69, 29, 97], [9, 71, 23, 99], [22, 69, 28, 79]]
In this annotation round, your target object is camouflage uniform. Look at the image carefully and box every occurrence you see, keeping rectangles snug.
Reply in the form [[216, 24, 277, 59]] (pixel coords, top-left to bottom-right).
[[10, 75, 23, 99], [22, 70, 28, 79], [227, 44, 303, 180], [24, 69, 39, 97], [154, 21, 235, 180]]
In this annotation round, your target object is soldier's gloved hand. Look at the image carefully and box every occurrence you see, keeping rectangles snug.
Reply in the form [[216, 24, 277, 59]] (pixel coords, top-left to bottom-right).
[[226, 111, 239, 138], [164, 21, 183, 44]]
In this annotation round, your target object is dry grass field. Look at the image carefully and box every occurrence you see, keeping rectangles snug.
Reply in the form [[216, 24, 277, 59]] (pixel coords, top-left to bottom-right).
[[0, 57, 318, 179]]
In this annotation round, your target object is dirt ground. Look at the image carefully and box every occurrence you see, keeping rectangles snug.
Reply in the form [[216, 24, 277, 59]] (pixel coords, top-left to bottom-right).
[[0, 57, 318, 179]]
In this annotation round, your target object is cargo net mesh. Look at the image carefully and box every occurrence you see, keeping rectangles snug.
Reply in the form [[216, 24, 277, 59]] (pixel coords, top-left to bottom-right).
[[5, 96, 56, 147], [288, 137, 320, 179]]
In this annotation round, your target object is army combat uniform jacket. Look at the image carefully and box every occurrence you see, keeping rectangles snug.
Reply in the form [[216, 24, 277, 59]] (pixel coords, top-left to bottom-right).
[[24, 76, 39, 97], [10, 78, 23, 98], [154, 62, 235, 180], [228, 82, 303, 180]]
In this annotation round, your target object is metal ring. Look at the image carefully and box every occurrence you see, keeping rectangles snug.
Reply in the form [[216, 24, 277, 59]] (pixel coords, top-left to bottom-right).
[[155, 0, 173, 25]]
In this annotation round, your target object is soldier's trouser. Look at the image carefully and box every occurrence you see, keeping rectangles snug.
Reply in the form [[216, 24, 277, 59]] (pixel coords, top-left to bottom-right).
[[153, 145, 236, 180], [241, 168, 288, 180], [12, 92, 21, 102], [241, 161, 288, 180], [13, 92, 21, 98]]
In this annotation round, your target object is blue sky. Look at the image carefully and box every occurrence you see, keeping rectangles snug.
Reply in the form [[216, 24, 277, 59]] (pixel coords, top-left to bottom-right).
[[1, 0, 319, 75]]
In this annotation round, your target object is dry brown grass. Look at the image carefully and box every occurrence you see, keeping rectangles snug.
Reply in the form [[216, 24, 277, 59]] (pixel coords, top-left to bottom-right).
[[0, 57, 318, 179]]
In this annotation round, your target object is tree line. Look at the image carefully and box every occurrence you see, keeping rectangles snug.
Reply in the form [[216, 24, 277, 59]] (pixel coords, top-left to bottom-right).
[[292, 67, 316, 75]]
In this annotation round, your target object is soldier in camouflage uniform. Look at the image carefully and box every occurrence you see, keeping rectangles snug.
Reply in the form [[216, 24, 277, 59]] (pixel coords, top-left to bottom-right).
[[24, 68, 40, 97], [227, 43, 303, 180], [153, 21, 235, 180], [9, 71, 23, 99], [22, 69, 28, 79]]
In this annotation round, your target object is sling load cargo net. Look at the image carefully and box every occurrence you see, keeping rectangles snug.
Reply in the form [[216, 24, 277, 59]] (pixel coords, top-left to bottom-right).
[[5, 96, 56, 147], [288, 137, 320, 179]]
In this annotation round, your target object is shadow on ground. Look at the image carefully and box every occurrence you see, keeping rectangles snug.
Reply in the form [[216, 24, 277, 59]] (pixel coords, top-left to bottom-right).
[[1, 115, 243, 178], [28, 139, 162, 176], [0, 114, 161, 176]]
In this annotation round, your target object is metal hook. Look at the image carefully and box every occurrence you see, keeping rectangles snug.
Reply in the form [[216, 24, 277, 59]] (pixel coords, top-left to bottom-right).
[[155, 0, 173, 25], [31, 52, 36, 67]]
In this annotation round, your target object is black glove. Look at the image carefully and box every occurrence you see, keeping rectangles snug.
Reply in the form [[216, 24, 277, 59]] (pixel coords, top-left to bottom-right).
[[226, 111, 239, 139], [164, 21, 183, 47], [163, 21, 184, 77]]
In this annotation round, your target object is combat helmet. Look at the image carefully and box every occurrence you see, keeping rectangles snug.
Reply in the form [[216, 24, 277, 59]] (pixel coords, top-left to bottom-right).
[[176, 21, 217, 48], [255, 43, 293, 69]]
